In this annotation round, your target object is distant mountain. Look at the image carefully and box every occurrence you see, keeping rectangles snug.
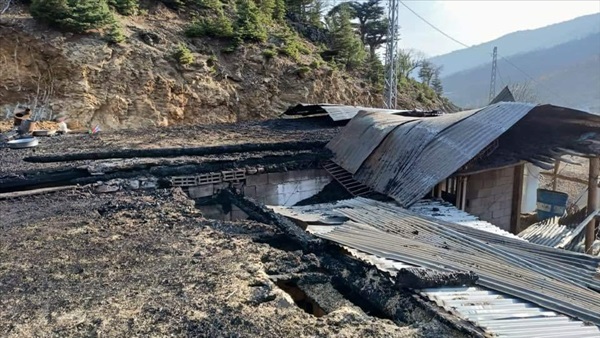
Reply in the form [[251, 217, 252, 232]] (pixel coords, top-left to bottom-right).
[[430, 13, 600, 77], [441, 32, 600, 112]]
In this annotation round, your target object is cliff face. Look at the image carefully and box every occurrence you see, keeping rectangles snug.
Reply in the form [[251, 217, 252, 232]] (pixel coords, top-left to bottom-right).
[[0, 3, 446, 130]]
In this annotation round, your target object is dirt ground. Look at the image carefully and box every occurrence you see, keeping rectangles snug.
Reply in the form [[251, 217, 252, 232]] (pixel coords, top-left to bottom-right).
[[0, 187, 447, 337]]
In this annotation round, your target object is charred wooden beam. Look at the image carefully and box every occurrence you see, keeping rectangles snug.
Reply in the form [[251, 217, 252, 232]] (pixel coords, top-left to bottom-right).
[[24, 141, 328, 163], [1, 152, 330, 194], [219, 188, 322, 252]]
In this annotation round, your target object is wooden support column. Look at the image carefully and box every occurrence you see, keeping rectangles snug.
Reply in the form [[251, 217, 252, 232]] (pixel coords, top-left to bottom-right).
[[510, 164, 525, 234], [585, 157, 599, 253], [552, 160, 560, 191], [460, 176, 468, 210], [455, 178, 462, 209], [435, 180, 446, 198]]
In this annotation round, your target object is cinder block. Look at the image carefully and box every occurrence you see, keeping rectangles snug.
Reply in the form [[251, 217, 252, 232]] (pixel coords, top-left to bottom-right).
[[188, 185, 214, 198], [244, 185, 257, 197], [246, 174, 269, 186], [476, 188, 492, 198], [255, 184, 277, 197], [267, 172, 286, 184]]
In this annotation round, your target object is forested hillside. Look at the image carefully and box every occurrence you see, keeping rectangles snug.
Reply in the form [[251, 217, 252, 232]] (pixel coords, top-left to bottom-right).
[[430, 13, 600, 77], [442, 33, 600, 111], [0, 0, 454, 129]]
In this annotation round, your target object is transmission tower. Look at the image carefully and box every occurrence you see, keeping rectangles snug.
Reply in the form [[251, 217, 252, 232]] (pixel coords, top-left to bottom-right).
[[488, 46, 498, 102], [383, 0, 399, 109]]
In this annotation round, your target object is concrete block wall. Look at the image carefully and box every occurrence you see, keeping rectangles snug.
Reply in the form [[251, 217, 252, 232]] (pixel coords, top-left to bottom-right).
[[244, 169, 331, 206], [465, 166, 515, 231]]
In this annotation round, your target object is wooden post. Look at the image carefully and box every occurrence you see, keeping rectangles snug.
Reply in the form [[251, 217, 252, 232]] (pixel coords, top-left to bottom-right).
[[462, 177, 468, 210], [510, 164, 525, 234], [455, 177, 462, 209], [585, 157, 599, 253], [552, 160, 560, 191], [436, 180, 446, 198]]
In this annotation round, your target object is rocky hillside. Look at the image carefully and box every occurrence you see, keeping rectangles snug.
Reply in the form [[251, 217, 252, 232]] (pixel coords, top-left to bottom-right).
[[0, 1, 452, 130]]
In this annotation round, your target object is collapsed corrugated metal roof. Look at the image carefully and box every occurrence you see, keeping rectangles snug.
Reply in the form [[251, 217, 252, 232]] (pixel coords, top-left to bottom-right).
[[313, 197, 600, 325], [409, 199, 524, 240], [489, 86, 516, 104], [328, 102, 534, 206], [283, 103, 442, 121], [268, 198, 600, 336], [327, 102, 600, 207], [518, 209, 600, 255]]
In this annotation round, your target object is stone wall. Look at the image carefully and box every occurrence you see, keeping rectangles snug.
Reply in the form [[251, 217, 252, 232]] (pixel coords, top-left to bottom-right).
[[465, 166, 516, 231]]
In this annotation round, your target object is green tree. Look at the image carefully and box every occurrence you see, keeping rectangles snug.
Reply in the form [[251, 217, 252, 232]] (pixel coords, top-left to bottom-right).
[[418, 60, 435, 86], [348, 0, 387, 57], [235, 0, 268, 42], [273, 0, 286, 22], [174, 43, 194, 65], [108, 0, 138, 15], [326, 3, 366, 69], [397, 49, 424, 79], [105, 21, 126, 43], [431, 74, 443, 95], [30, 0, 113, 33]]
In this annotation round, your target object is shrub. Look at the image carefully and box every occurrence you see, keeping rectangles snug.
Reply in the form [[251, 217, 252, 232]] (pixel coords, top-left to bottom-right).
[[185, 14, 234, 38], [108, 0, 138, 15], [262, 49, 276, 60], [105, 21, 126, 43], [309, 60, 322, 69], [30, 0, 113, 33], [174, 43, 194, 65], [294, 66, 311, 77]]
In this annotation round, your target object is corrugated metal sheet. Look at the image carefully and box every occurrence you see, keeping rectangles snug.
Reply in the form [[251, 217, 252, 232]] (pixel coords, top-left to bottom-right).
[[314, 198, 600, 324], [410, 199, 523, 240], [490, 86, 516, 104], [328, 102, 536, 207], [269, 198, 600, 336], [283, 103, 420, 121], [326, 112, 419, 174], [422, 287, 600, 338], [518, 210, 600, 255]]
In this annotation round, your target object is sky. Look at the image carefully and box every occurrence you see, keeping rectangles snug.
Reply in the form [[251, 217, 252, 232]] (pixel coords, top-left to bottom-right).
[[398, 0, 600, 57]]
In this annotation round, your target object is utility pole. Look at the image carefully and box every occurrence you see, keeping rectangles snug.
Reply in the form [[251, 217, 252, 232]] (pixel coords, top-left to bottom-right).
[[488, 46, 498, 103], [383, 0, 399, 109]]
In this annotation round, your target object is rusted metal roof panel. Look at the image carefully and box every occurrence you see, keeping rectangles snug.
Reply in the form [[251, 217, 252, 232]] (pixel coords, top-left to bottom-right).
[[330, 103, 536, 207], [327, 111, 420, 174]]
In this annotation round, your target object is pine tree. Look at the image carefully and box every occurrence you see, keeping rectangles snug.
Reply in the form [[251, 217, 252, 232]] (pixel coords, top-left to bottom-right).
[[30, 0, 112, 33], [327, 4, 366, 69], [431, 75, 443, 95], [273, 0, 286, 22], [236, 0, 268, 42], [418, 60, 435, 86], [108, 0, 138, 15]]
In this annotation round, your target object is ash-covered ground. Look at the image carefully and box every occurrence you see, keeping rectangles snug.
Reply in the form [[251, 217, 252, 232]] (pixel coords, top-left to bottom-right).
[[0, 187, 455, 337]]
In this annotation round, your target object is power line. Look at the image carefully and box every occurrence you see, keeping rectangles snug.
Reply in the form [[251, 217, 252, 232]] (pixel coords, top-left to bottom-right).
[[398, 0, 471, 49], [398, 0, 569, 102]]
